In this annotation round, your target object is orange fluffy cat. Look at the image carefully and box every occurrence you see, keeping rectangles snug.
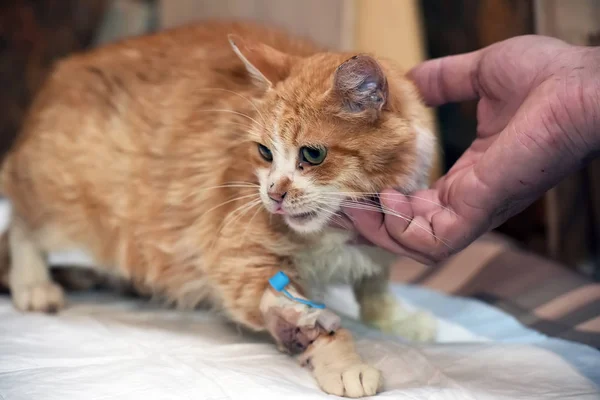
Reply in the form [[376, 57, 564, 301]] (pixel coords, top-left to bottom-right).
[[0, 21, 437, 397]]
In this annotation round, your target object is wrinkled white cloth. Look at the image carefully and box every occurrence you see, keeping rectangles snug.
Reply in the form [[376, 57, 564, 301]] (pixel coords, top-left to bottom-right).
[[0, 290, 598, 400]]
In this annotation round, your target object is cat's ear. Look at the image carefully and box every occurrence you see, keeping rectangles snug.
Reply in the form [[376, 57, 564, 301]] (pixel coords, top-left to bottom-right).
[[330, 55, 388, 122], [228, 34, 293, 90]]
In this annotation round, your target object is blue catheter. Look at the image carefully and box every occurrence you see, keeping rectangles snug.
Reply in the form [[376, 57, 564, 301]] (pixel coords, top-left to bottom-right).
[[269, 271, 325, 309]]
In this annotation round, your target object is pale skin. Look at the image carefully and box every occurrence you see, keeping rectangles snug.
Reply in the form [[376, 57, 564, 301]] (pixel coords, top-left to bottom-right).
[[341, 35, 600, 263]]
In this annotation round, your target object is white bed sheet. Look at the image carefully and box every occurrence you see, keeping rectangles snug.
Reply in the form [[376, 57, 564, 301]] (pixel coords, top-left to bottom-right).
[[1, 287, 599, 400]]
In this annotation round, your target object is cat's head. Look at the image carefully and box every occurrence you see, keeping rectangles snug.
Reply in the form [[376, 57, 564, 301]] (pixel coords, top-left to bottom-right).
[[229, 35, 436, 234]]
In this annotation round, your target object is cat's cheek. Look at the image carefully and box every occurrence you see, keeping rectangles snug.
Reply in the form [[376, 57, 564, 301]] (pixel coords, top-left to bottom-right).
[[290, 174, 311, 192], [391, 125, 436, 193], [255, 167, 270, 185], [254, 167, 271, 204], [412, 125, 437, 189]]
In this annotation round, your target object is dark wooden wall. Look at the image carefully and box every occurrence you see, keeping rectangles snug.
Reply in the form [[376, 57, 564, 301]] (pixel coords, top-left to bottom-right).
[[0, 0, 108, 162]]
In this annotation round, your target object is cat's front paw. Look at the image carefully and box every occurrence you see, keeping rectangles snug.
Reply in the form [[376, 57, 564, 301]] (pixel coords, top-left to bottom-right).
[[360, 294, 437, 342], [314, 362, 382, 398], [399, 311, 437, 342], [300, 329, 383, 398], [12, 281, 65, 313], [375, 311, 437, 343]]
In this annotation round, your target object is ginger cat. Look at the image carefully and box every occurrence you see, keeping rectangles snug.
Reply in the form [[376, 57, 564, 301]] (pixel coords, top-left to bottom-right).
[[0, 21, 437, 397]]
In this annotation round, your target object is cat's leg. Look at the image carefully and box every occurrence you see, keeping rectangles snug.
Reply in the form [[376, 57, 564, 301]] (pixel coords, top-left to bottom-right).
[[354, 273, 436, 342], [8, 215, 65, 312], [298, 328, 382, 397], [211, 258, 382, 397], [352, 247, 437, 342], [260, 285, 382, 397]]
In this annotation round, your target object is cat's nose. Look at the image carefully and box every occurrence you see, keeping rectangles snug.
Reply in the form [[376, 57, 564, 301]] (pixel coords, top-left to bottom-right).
[[268, 190, 287, 204]]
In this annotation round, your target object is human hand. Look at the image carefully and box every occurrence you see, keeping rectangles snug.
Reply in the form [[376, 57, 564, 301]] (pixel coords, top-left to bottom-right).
[[342, 35, 600, 264]]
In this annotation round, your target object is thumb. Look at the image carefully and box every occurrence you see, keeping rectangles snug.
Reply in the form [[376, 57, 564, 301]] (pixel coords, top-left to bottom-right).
[[408, 50, 482, 107]]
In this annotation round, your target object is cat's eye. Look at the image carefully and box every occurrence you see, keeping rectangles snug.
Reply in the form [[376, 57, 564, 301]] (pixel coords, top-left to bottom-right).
[[258, 143, 273, 162], [300, 146, 327, 165]]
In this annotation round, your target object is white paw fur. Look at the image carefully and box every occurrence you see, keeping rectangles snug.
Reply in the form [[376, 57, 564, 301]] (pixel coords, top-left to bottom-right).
[[12, 281, 65, 313], [315, 362, 382, 398], [300, 328, 383, 398], [361, 293, 437, 343], [371, 310, 437, 342]]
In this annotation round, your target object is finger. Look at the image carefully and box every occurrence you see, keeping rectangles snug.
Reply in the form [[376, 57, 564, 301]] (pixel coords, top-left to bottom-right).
[[380, 189, 459, 261], [341, 205, 406, 255], [408, 50, 482, 107], [327, 209, 399, 249], [342, 199, 438, 265]]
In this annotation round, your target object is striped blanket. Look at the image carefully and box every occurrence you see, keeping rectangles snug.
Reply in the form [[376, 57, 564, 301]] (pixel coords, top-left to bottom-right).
[[391, 233, 600, 348]]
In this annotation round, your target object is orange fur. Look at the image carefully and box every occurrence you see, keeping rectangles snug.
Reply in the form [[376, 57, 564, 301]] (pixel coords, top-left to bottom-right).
[[0, 20, 435, 396]]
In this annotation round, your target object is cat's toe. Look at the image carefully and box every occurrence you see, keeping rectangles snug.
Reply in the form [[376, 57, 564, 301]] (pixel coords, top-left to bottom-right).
[[316, 363, 382, 398], [317, 371, 345, 397], [342, 364, 382, 397], [12, 282, 65, 313]]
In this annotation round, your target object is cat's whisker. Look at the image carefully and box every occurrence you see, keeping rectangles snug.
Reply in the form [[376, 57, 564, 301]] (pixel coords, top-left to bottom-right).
[[224, 198, 262, 223], [178, 184, 259, 204], [199, 193, 261, 219], [221, 199, 263, 233], [228, 122, 277, 144], [196, 88, 268, 127], [313, 206, 351, 229], [358, 192, 450, 213], [377, 205, 452, 249], [204, 184, 259, 190], [296, 196, 353, 225], [199, 184, 259, 192], [324, 205, 357, 225], [229, 121, 258, 134], [300, 202, 347, 227], [205, 198, 263, 255], [345, 206, 450, 248], [223, 181, 260, 187], [311, 205, 336, 217], [243, 203, 264, 239], [317, 191, 457, 215], [181, 183, 258, 201], [195, 109, 268, 131]]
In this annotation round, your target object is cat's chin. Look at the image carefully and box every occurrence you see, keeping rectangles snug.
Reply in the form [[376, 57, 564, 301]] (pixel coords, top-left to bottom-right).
[[283, 211, 329, 234]]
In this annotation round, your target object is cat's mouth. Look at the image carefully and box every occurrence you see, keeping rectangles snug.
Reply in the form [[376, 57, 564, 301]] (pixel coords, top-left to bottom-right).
[[278, 207, 335, 233], [282, 210, 325, 232], [285, 210, 318, 222]]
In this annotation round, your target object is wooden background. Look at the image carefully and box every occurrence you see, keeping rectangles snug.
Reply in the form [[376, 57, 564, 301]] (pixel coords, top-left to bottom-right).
[[534, 0, 600, 277], [0, 0, 108, 162]]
